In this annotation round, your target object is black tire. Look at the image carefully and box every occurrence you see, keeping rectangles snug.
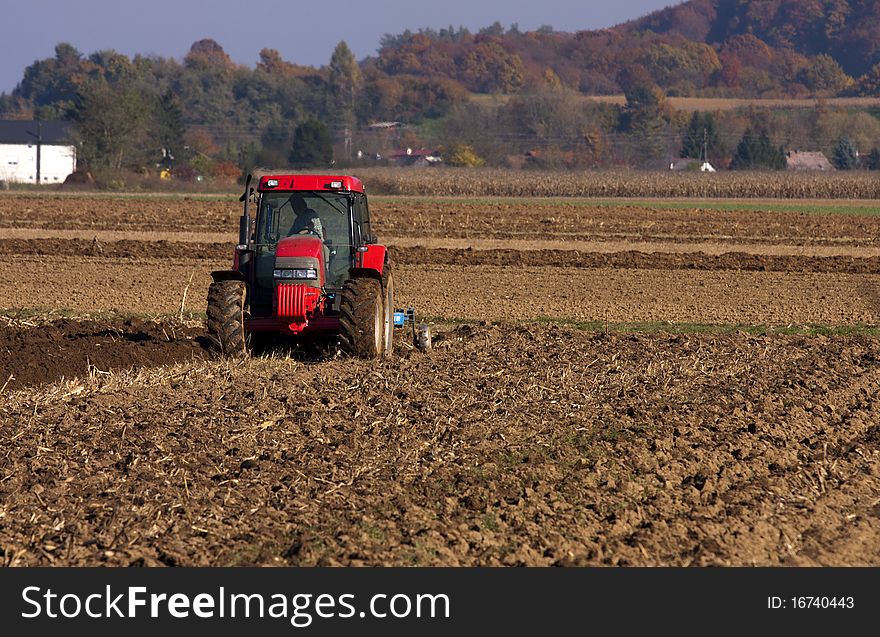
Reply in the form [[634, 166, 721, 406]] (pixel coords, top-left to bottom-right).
[[206, 280, 249, 357], [382, 266, 394, 356], [339, 277, 384, 358]]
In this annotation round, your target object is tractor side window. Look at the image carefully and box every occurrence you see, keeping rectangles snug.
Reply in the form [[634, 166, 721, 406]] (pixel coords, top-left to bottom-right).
[[362, 196, 373, 243], [354, 194, 373, 245], [262, 203, 276, 242]]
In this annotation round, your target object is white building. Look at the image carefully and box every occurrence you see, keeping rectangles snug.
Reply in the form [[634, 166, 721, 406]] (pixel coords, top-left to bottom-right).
[[669, 158, 716, 172], [0, 120, 76, 184]]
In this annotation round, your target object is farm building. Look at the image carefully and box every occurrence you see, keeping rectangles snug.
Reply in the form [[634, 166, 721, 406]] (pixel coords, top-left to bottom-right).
[[785, 150, 833, 171], [669, 158, 716, 172], [0, 120, 76, 184], [388, 147, 442, 167]]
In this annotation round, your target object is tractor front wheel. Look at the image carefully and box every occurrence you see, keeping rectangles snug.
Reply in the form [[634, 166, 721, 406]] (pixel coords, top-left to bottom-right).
[[206, 279, 249, 357], [339, 277, 384, 358]]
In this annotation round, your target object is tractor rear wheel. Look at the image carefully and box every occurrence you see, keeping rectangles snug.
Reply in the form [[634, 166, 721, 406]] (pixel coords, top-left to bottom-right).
[[206, 279, 249, 357], [339, 277, 384, 358]]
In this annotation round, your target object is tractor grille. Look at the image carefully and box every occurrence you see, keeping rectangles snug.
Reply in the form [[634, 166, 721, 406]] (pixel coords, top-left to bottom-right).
[[275, 284, 320, 321]]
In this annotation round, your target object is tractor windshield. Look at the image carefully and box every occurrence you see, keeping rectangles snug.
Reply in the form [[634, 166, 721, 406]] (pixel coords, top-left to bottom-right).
[[254, 191, 353, 288]]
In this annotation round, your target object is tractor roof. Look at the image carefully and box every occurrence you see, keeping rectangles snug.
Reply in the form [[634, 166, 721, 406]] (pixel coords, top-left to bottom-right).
[[258, 175, 364, 193]]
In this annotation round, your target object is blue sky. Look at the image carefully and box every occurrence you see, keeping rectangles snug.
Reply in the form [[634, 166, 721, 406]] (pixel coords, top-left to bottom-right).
[[0, 0, 676, 94]]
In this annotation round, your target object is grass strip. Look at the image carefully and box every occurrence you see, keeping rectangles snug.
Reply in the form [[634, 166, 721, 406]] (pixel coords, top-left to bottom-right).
[[372, 196, 880, 216], [5, 308, 880, 338]]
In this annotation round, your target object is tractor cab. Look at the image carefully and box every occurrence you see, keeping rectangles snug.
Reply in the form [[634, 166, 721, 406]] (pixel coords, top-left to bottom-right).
[[249, 177, 373, 312]]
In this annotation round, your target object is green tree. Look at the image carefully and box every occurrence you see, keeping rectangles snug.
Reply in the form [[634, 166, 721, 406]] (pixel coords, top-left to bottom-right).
[[832, 137, 859, 169], [798, 55, 853, 95], [459, 42, 525, 93], [730, 127, 785, 170], [866, 148, 880, 170], [856, 64, 880, 96], [69, 78, 150, 170], [17, 43, 90, 118], [329, 41, 361, 128], [261, 116, 294, 157], [89, 49, 136, 84], [680, 111, 721, 161], [478, 22, 505, 36], [328, 41, 361, 162], [152, 90, 185, 162], [618, 68, 669, 159], [289, 118, 333, 167], [640, 42, 721, 92]]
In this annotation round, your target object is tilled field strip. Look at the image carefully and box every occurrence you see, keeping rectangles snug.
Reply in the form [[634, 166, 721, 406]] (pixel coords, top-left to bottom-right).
[[387, 237, 880, 258], [4, 195, 880, 246], [3, 256, 879, 325], [6, 230, 880, 258], [0, 228, 235, 243], [401, 264, 880, 325], [8, 228, 880, 258], [5, 238, 880, 274]]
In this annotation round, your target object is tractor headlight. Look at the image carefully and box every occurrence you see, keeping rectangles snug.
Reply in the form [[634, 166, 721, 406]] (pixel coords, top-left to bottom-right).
[[274, 268, 318, 280]]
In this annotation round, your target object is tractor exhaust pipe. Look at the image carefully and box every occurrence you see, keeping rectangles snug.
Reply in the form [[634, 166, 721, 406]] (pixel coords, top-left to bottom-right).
[[238, 215, 252, 247], [238, 173, 253, 246]]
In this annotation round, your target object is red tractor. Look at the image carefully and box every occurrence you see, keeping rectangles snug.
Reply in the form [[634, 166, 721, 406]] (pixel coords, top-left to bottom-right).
[[207, 174, 399, 358]]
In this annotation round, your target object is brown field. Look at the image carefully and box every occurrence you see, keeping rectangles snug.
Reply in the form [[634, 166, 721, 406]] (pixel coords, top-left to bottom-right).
[[584, 94, 880, 112], [1, 192, 879, 566], [472, 91, 880, 112]]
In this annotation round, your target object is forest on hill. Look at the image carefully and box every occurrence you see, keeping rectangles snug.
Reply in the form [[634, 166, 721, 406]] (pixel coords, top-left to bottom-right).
[[1, 0, 879, 181], [376, 0, 880, 99]]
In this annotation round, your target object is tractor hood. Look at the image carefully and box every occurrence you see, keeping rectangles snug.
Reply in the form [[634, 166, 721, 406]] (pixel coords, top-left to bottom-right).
[[273, 235, 326, 289], [276, 235, 324, 260]]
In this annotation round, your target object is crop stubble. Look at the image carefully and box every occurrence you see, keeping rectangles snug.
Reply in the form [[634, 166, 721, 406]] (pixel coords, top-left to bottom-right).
[[1, 325, 878, 566], [0, 192, 879, 566]]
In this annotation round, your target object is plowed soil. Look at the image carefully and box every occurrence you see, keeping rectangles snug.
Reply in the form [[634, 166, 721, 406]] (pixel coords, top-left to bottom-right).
[[375, 200, 880, 246], [5, 239, 880, 274], [1, 324, 877, 566], [3, 194, 880, 247], [1, 192, 879, 567], [3, 256, 878, 325], [0, 318, 207, 390]]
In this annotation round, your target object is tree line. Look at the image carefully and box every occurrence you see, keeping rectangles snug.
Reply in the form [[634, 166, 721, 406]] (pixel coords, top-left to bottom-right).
[[1, 31, 879, 182], [0, 40, 430, 181]]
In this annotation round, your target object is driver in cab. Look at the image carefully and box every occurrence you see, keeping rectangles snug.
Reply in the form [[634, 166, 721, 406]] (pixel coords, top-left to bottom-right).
[[286, 195, 324, 240], [285, 194, 330, 274]]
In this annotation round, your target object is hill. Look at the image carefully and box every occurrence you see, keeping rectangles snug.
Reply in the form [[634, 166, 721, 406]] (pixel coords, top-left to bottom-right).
[[373, 1, 880, 98], [622, 0, 880, 77]]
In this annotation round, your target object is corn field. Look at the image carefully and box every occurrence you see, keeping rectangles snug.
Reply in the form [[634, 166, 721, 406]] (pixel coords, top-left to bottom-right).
[[351, 167, 880, 199]]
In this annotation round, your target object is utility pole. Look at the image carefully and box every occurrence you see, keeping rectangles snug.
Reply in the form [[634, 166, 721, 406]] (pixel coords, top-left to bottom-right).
[[26, 121, 42, 184], [701, 127, 708, 164]]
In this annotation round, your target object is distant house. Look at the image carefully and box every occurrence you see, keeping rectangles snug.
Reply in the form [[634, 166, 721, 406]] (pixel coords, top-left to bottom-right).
[[0, 120, 76, 184], [367, 121, 402, 130], [669, 158, 716, 172], [786, 151, 833, 171], [389, 147, 442, 166]]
